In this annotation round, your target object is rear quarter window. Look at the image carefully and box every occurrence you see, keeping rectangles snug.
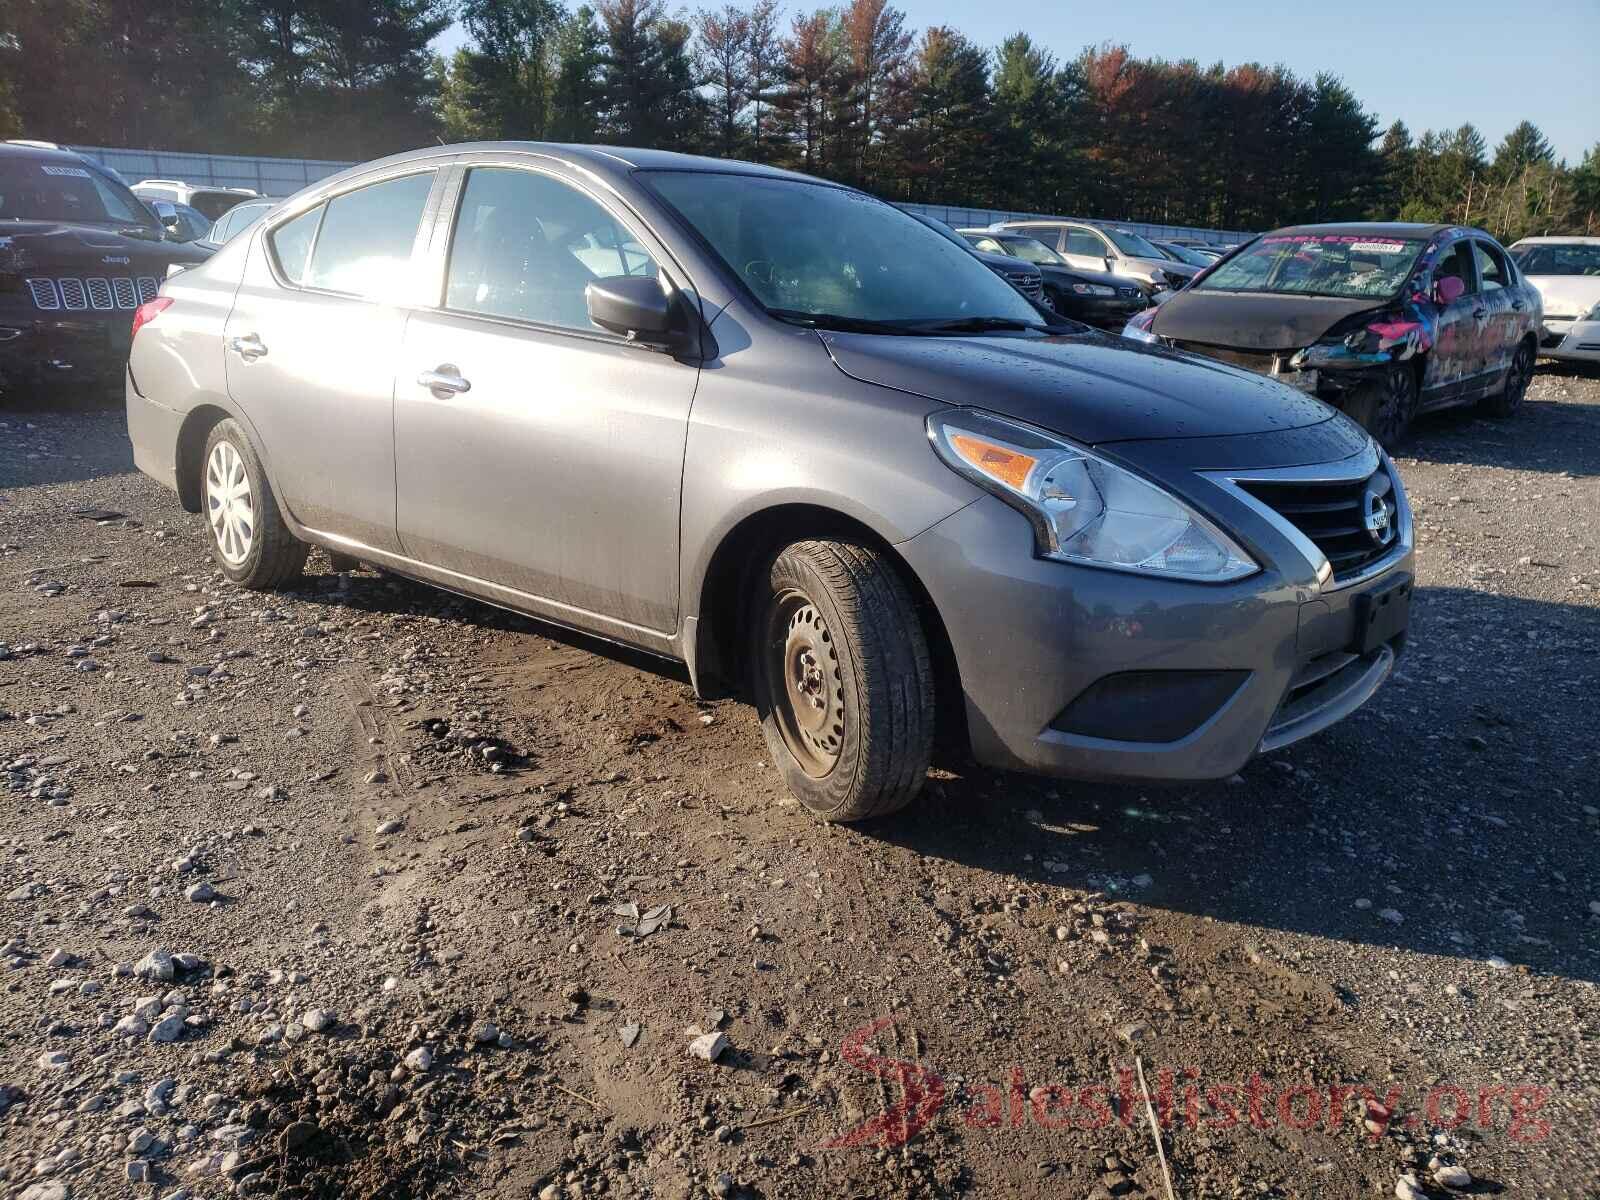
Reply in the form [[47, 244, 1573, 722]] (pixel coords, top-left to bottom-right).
[[269, 206, 323, 285]]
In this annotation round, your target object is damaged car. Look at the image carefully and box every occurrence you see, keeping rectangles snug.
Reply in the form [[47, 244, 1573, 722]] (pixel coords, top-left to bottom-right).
[[2, 141, 213, 402], [1125, 223, 1542, 447]]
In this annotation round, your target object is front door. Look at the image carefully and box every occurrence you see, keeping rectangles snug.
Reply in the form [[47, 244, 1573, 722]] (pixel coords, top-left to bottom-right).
[[223, 169, 439, 552], [1060, 225, 1117, 275], [1418, 239, 1481, 409], [393, 162, 698, 636]]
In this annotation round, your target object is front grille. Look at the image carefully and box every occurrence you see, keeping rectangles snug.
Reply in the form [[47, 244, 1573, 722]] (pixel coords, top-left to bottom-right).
[[26, 278, 59, 310], [1117, 286, 1142, 300], [22, 275, 155, 313], [1006, 272, 1043, 300], [1238, 467, 1399, 583], [1173, 339, 1281, 376]]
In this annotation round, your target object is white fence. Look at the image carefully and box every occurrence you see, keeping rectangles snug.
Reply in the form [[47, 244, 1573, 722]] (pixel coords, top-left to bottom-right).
[[70, 144, 1254, 243]]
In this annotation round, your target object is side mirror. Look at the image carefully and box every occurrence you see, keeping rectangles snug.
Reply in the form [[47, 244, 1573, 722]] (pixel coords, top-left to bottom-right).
[[151, 200, 180, 233], [586, 276, 679, 344]]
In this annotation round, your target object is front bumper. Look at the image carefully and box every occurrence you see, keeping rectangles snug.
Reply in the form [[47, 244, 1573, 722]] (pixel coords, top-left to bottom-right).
[[898, 434, 1412, 784], [0, 311, 132, 395], [1539, 318, 1600, 362]]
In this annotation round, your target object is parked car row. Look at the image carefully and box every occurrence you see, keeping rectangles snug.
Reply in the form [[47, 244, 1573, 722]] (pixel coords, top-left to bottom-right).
[[125, 142, 1418, 822]]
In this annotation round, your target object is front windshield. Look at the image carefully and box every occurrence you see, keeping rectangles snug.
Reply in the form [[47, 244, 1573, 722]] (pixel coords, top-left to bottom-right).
[[1511, 242, 1600, 276], [644, 171, 1041, 325], [998, 236, 1065, 266], [1196, 233, 1426, 299], [1163, 243, 1211, 267], [1104, 227, 1163, 258], [0, 158, 152, 226]]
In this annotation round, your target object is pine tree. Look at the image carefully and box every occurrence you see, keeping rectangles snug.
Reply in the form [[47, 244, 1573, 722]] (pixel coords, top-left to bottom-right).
[[695, 4, 753, 158], [550, 5, 606, 141]]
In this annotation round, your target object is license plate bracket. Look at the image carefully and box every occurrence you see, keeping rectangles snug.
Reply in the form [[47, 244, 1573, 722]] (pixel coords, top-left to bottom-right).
[[1354, 573, 1412, 654]]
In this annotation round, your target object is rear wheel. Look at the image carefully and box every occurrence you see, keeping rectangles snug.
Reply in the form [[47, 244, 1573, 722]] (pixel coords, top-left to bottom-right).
[[1480, 340, 1533, 418], [202, 419, 307, 589], [1345, 363, 1418, 451], [747, 539, 934, 822]]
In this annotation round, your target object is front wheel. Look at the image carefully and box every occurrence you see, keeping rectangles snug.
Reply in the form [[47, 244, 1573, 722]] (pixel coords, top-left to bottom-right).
[[1345, 363, 1419, 451], [1480, 340, 1533, 418], [747, 539, 934, 822]]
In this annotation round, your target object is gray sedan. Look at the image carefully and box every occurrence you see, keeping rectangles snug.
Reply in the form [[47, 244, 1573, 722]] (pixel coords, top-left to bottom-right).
[[125, 143, 1414, 821]]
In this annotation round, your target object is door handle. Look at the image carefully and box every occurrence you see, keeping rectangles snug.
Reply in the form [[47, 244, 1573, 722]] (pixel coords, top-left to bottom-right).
[[1512, 300, 1525, 311], [1472, 307, 1487, 320], [417, 365, 471, 398], [228, 333, 267, 361]]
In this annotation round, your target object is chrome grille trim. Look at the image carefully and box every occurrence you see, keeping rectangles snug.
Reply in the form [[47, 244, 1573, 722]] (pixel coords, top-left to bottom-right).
[[1199, 443, 1412, 593], [59, 278, 87, 309], [85, 278, 114, 310], [136, 277, 160, 303], [25, 278, 59, 310], [112, 277, 138, 309]]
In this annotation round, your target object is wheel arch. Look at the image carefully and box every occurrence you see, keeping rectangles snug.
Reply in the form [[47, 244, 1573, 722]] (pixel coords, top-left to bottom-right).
[[687, 501, 968, 758], [174, 404, 233, 513]]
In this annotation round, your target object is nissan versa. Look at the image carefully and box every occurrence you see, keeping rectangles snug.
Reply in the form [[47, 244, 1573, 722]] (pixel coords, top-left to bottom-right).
[[126, 145, 1415, 821]]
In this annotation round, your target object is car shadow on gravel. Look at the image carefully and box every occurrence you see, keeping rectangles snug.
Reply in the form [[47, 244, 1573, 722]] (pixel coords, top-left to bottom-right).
[[864, 585, 1600, 986], [1394, 370, 1600, 477]]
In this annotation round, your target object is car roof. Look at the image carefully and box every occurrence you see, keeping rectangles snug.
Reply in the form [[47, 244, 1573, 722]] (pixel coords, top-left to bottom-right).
[[306, 142, 830, 197], [1265, 221, 1462, 239], [0, 141, 96, 166]]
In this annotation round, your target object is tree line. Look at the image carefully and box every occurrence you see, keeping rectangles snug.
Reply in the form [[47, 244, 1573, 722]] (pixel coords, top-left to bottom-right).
[[2, 0, 1596, 239]]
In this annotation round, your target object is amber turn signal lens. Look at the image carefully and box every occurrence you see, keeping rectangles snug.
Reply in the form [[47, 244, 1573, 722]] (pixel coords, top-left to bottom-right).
[[948, 434, 1037, 491]]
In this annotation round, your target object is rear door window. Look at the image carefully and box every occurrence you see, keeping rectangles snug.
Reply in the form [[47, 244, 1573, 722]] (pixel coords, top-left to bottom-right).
[[1472, 241, 1510, 291], [269, 206, 323, 285], [304, 172, 434, 298]]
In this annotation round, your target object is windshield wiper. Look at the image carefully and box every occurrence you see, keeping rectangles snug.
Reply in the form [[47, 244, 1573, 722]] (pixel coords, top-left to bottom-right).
[[907, 315, 1053, 334], [768, 309, 911, 335]]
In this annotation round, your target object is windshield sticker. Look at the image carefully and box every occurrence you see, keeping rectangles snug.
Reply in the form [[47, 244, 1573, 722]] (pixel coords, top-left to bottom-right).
[[1350, 242, 1407, 254], [41, 165, 92, 178]]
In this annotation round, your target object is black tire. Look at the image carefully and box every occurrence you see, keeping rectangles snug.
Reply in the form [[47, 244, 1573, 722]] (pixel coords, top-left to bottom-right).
[[1479, 339, 1533, 418], [1344, 362, 1419, 451], [201, 419, 307, 589], [747, 539, 934, 822]]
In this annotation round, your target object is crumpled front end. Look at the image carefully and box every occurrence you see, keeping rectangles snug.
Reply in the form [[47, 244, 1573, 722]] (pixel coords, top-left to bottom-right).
[[1283, 298, 1438, 398]]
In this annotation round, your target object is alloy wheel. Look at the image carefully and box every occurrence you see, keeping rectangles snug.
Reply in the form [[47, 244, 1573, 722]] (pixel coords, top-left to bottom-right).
[[1505, 343, 1533, 412], [764, 588, 845, 778], [205, 439, 254, 566]]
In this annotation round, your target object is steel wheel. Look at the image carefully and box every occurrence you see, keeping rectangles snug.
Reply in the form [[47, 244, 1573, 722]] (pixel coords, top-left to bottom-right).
[[1349, 365, 1417, 450], [205, 439, 254, 567], [764, 588, 845, 778]]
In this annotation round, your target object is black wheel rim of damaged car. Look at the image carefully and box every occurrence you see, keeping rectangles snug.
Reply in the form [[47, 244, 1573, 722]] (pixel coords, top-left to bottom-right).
[[1505, 343, 1533, 412], [1360, 365, 1419, 449], [764, 588, 846, 777]]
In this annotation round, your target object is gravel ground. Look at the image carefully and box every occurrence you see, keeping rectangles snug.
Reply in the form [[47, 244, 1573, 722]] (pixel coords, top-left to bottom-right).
[[1, 370, 1597, 1200]]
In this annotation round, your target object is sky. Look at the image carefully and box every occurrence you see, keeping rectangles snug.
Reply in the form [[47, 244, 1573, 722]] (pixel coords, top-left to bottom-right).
[[432, 0, 1598, 163]]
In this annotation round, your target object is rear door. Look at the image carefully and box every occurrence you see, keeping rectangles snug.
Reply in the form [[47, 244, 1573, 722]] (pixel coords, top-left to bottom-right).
[[223, 167, 444, 553], [393, 159, 699, 635], [1470, 239, 1519, 384]]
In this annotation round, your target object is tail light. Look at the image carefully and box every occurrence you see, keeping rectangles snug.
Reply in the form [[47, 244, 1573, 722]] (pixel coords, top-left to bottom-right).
[[131, 297, 173, 342]]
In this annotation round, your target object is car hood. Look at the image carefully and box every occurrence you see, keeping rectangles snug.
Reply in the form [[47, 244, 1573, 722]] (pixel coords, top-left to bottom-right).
[[1149, 289, 1387, 352], [1525, 274, 1600, 318], [0, 220, 213, 272], [1040, 264, 1138, 290], [820, 328, 1334, 443], [1133, 255, 1199, 280]]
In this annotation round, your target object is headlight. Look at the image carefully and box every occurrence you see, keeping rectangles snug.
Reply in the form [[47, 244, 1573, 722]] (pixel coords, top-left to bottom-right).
[[926, 410, 1257, 582], [1071, 283, 1116, 296]]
